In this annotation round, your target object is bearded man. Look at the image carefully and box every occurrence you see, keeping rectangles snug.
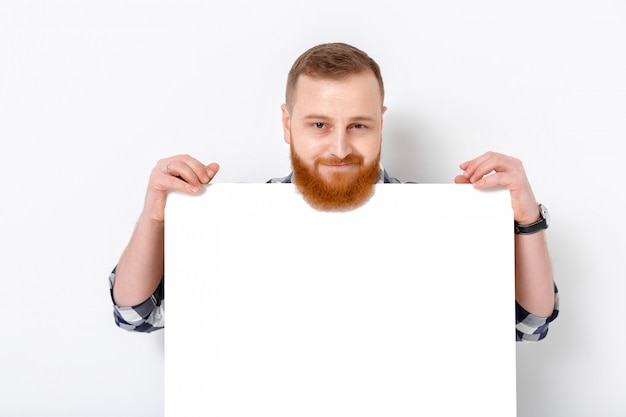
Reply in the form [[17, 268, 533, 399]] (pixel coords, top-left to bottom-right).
[[110, 42, 558, 341], [277, 42, 385, 211]]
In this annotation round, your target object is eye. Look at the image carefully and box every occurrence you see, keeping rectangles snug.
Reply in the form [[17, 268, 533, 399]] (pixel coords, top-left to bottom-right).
[[352, 123, 366, 129], [313, 122, 326, 129]]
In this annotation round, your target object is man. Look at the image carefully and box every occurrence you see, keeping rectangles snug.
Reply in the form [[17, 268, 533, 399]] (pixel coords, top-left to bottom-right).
[[110, 42, 558, 341]]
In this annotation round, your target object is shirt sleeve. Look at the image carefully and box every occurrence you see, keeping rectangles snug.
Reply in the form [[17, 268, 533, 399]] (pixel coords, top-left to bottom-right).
[[109, 266, 165, 333], [515, 283, 559, 342]]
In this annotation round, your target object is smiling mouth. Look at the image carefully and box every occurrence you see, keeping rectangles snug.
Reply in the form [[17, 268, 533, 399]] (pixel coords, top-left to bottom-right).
[[321, 162, 357, 167], [319, 163, 358, 172]]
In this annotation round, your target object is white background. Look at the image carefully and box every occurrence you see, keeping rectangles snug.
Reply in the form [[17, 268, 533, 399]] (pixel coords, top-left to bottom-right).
[[0, 1, 624, 416]]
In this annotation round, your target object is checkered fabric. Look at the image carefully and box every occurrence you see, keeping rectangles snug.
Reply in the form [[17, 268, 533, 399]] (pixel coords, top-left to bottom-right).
[[109, 268, 164, 333], [110, 166, 559, 341]]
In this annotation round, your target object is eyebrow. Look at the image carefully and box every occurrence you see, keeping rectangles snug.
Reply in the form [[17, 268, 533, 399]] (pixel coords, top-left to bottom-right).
[[302, 114, 377, 123]]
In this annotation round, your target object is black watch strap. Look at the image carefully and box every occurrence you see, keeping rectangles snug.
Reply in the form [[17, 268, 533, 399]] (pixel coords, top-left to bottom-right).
[[514, 204, 549, 235]]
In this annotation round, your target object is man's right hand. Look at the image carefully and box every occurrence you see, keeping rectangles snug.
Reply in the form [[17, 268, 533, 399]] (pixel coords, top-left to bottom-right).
[[113, 155, 219, 307], [143, 154, 220, 222]]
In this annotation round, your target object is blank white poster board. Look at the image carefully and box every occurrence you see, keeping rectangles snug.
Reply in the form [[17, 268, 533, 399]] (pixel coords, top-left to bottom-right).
[[164, 184, 516, 417]]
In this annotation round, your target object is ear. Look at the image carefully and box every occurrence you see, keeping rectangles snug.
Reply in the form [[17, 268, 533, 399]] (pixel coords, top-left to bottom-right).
[[281, 104, 292, 145], [380, 105, 387, 140]]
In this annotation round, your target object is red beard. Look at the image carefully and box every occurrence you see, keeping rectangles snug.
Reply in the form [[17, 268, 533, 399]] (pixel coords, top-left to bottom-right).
[[290, 145, 380, 211]]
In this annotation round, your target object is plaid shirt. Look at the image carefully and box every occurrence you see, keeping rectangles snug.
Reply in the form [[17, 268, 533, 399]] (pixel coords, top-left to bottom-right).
[[110, 166, 559, 341]]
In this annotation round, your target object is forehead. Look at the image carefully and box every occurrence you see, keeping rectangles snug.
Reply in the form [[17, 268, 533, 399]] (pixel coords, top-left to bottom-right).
[[291, 72, 383, 116]]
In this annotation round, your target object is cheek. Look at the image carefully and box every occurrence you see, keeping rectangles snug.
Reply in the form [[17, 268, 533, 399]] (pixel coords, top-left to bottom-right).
[[359, 139, 382, 162], [292, 140, 324, 163]]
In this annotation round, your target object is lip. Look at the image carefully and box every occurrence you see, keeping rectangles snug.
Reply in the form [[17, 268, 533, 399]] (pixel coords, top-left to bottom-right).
[[319, 163, 357, 169]]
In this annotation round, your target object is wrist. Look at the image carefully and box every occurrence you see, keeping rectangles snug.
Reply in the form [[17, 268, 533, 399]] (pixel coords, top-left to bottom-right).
[[514, 204, 549, 235], [139, 210, 166, 227]]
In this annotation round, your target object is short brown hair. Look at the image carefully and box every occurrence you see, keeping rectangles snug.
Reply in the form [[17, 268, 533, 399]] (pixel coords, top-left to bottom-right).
[[285, 42, 384, 112]]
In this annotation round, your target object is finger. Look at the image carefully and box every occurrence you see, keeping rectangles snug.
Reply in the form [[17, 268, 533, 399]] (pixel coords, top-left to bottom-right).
[[459, 152, 496, 180], [454, 175, 471, 184], [471, 171, 511, 190], [469, 161, 499, 184], [162, 155, 209, 187], [205, 162, 220, 182], [159, 172, 204, 194], [472, 170, 527, 195], [465, 153, 516, 184]]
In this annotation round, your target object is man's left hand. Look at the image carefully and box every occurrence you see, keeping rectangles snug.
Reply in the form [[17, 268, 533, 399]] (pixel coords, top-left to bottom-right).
[[454, 151, 540, 225]]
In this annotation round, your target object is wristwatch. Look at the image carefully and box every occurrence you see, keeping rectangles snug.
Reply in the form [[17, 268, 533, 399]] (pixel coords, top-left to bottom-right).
[[514, 204, 549, 234]]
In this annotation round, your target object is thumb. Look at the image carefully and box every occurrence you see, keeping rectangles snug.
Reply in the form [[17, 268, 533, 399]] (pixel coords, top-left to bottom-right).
[[205, 162, 220, 181]]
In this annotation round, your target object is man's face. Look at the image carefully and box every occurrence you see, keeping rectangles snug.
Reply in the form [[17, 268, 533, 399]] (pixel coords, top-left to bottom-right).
[[281, 72, 386, 211]]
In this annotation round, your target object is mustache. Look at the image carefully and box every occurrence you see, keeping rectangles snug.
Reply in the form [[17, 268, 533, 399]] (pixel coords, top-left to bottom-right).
[[315, 155, 363, 166]]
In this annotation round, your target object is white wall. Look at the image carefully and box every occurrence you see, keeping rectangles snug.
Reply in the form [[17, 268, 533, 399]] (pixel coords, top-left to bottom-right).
[[1, 1, 624, 416]]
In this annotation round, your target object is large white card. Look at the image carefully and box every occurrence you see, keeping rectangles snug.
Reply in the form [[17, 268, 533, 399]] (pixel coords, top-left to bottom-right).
[[164, 183, 516, 417]]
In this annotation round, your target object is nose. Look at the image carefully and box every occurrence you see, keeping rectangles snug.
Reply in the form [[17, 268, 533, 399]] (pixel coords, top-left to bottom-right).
[[330, 130, 352, 160]]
